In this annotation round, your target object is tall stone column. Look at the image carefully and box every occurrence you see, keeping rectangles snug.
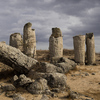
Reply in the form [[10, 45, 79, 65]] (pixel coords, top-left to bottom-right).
[[9, 33, 23, 52], [86, 33, 95, 64], [23, 22, 36, 58], [73, 35, 85, 65], [49, 27, 63, 58]]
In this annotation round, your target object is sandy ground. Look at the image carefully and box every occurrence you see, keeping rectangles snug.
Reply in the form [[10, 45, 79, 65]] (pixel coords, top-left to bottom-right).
[[67, 65, 100, 100], [0, 49, 100, 100]]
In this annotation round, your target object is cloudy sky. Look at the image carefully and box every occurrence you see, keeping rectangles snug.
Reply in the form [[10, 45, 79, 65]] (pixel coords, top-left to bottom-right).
[[0, 0, 100, 52]]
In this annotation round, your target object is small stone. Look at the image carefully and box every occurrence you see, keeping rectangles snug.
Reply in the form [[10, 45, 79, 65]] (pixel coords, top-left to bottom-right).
[[84, 72, 89, 76], [1, 84, 16, 91], [19, 74, 32, 86], [98, 83, 100, 85], [13, 94, 26, 100], [5, 91, 15, 97], [71, 74, 75, 77], [13, 75, 18, 81], [40, 94, 49, 100], [91, 73, 95, 75], [69, 91, 78, 99], [51, 88, 60, 93], [51, 93, 57, 98], [27, 78, 49, 94]]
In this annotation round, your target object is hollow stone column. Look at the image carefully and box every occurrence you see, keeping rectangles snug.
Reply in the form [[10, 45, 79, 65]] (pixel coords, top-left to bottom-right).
[[10, 33, 23, 52], [23, 22, 36, 58], [49, 27, 63, 58], [86, 33, 95, 64], [73, 35, 85, 65]]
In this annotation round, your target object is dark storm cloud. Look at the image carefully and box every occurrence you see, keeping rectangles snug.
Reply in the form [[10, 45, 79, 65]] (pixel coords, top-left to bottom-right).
[[0, 0, 100, 52]]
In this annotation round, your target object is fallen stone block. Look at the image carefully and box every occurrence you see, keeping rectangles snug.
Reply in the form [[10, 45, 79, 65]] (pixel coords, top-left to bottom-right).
[[27, 78, 49, 94], [0, 42, 38, 73], [13, 74, 32, 87], [45, 73, 67, 89]]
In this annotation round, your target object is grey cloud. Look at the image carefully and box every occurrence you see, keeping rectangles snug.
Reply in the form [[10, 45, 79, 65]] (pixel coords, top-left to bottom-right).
[[0, 0, 100, 52]]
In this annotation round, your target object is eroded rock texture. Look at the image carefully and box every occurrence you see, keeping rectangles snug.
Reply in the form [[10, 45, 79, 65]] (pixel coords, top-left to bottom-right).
[[86, 33, 95, 64], [73, 35, 85, 65], [10, 33, 23, 52], [49, 27, 63, 58], [23, 22, 36, 58], [0, 42, 38, 73]]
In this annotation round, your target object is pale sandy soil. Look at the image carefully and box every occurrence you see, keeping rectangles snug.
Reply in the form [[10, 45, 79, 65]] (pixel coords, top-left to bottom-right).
[[67, 65, 100, 100], [0, 49, 100, 100]]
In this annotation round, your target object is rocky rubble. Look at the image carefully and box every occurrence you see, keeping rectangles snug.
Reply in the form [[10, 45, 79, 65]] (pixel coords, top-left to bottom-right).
[[0, 43, 94, 100]]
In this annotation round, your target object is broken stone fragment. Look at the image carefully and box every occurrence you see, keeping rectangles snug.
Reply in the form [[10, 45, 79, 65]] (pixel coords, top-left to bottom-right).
[[27, 70, 46, 79], [73, 35, 85, 65], [45, 73, 67, 89], [0, 42, 38, 73], [40, 94, 49, 100], [13, 74, 32, 87], [13, 94, 26, 100], [27, 78, 49, 94], [51, 27, 62, 38], [36, 62, 58, 73], [50, 57, 77, 73], [35, 60, 76, 74], [1, 84, 16, 92]]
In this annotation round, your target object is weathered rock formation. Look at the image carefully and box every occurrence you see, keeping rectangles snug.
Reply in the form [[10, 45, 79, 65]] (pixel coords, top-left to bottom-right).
[[0, 42, 38, 73], [35, 57, 77, 74], [86, 33, 95, 64], [27, 71, 67, 90], [27, 78, 49, 94], [10, 33, 23, 52], [23, 22, 36, 58], [49, 27, 63, 58], [73, 35, 85, 65]]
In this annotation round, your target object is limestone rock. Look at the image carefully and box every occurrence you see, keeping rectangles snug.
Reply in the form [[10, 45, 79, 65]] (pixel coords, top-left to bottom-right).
[[55, 63, 72, 73], [49, 27, 63, 58], [5, 91, 16, 97], [23, 22, 36, 58], [86, 33, 95, 65], [13, 74, 32, 87], [0, 42, 38, 73], [27, 78, 49, 94], [13, 94, 26, 100], [27, 72, 67, 90], [36, 62, 58, 73], [27, 70, 46, 79], [1, 84, 16, 91], [73, 35, 85, 65], [51, 27, 62, 38], [46, 73, 67, 89], [10, 33, 23, 52], [40, 94, 49, 100], [51, 57, 77, 73], [35, 61, 73, 74]]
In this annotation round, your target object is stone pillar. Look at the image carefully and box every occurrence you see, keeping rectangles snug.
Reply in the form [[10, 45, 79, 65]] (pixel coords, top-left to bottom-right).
[[10, 33, 23, 52], [23, 22, 36, 58], [73, 35, 85, 65], [49, 27, 63, 58], [86, 33, 95, 64]]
